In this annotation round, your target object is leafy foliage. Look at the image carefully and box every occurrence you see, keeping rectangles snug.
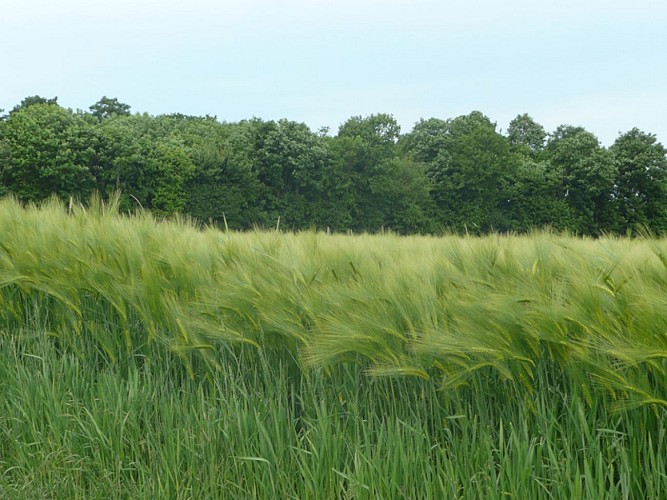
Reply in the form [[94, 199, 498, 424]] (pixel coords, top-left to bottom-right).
[[89, 96, 131, 119], [544, 126, 618, 235], [612, 128, 667, 234], [507, 113, 547, 156], [1, 96, 666, 235], [403, 112, 515, 233], [0, 103, 96, 202], [332, 114, 434, 233]]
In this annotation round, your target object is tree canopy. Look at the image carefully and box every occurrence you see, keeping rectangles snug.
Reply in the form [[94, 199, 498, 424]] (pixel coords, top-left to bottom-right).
[[1, 97, 665, 236]]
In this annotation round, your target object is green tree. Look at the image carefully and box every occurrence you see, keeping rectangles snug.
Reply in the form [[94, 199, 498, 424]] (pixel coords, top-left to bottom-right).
[[402, 112, 515, 233], [232, 118, 348, 230], [181, 118, 262, 229], [505, 159, 575, 232], [371, 157, 435, 233], [507, 113, 546, 157], [333, 114, 434, 233], [0, 103, 96, 202], [544, 125, 618, 235], [89, 96, 131, 120], [611, 128, 667, 234], [337, 113, 401, 160], [330, 129, 386, 231], [94, 114, 194, 214], [10, 95, 58, 114]]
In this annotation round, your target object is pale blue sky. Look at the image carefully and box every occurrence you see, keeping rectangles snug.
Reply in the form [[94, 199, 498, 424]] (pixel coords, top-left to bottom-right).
[[2, 0, 666, 146]]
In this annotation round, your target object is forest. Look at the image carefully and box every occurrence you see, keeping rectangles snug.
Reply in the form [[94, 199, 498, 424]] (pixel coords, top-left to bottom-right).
[[1, 95, 666, 236]]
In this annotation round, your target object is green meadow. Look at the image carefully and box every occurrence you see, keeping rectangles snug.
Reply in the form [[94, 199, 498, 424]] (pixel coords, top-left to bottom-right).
[[1, 195, 666, 498]]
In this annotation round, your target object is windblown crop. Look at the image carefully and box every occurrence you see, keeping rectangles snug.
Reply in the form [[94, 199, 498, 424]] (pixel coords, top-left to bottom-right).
[[1, 195, 666, 497], [2, 195, 666, 408]]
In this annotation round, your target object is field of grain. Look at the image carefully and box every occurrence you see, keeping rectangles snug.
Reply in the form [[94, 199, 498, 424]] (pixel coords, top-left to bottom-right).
[[1, 196, 665, 498]]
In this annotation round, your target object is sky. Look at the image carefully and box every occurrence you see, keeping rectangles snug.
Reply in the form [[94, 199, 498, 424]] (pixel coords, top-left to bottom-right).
[[2, 0, 666, 146]]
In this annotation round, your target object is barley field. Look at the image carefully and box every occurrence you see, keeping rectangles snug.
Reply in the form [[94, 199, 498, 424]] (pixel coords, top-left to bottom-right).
[[1, 195, 665, 498]]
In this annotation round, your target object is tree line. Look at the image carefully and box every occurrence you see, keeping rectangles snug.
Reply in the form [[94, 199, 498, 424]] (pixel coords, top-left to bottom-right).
[[1, 95, 666, 235]]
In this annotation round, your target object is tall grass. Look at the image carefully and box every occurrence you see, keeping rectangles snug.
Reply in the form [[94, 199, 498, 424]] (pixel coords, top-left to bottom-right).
[[1, 195, 666, 497]]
